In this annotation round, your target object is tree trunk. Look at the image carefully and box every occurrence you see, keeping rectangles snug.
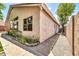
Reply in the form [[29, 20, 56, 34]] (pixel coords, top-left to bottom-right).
[[62, 24, 64, 35]]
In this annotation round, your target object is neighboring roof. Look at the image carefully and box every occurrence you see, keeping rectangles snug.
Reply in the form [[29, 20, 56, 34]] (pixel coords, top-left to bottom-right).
[[6, 3, 60, 26]]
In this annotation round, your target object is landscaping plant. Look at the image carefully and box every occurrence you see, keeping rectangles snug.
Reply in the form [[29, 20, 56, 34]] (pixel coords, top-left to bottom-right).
[[0, 3, 5, 20], [57, 3, 75, 34], [0, 42, 3, 52]]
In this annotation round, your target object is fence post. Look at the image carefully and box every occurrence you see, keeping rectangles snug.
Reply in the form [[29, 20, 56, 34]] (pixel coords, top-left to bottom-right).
[[72, 15, 75, 56]]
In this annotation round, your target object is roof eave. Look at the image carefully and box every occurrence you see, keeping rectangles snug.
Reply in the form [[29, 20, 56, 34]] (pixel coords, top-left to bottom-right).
[[6, 3, 60, 26]]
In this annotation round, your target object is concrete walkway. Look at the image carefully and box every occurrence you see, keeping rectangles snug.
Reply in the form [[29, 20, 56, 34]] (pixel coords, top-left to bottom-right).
[[32, 34, 59, 56], [0, 32, 72, 56], [0, 32, 59, 56], [52, 35, 72, 56], [0, 33, 35, 56]]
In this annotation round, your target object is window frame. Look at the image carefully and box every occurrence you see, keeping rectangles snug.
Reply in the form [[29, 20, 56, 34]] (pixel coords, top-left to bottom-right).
[[23, 16, 32, 31]]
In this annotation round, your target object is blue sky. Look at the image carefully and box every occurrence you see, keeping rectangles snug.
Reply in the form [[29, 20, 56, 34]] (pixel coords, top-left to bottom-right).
[[2, 3, 79, 21]]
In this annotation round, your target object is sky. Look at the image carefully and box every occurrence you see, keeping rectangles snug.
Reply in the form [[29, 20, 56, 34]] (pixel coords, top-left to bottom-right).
[[2, 3, 79, 22]]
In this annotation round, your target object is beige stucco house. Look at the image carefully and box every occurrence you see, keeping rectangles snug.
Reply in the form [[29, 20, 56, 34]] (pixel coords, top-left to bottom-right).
[[6, 3, 60, 43]]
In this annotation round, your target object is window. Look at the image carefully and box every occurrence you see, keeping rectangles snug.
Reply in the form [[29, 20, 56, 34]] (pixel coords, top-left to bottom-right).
[[11, 16, 18, 30], [23, 16, 32, 31]]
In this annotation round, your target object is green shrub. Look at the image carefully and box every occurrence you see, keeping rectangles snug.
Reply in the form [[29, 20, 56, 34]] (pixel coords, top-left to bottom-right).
[[7, 30, 39, 44], [26, 37, 39, 44], [26, 38, 32, 44], [18, 36, 39, 44], [7, 31, 13, 36], [7, 30, 17, 37], [21, 36, 27, 44], [0, 42, 3, 52], [32, 38, 39, 43], [18, 36, 27, 44]]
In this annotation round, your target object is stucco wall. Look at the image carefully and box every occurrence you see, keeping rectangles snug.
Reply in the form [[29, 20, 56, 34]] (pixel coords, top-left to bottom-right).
[[9, 6, 40, 39], [40, 9, 58, 42], [8, 5, 59, 43]]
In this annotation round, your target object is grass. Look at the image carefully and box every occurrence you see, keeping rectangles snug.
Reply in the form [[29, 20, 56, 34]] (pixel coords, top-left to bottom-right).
[[0, 41, 3, 52]]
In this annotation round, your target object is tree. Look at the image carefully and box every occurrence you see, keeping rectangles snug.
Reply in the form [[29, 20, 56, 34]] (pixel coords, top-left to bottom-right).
[[56, 3, 75, 34], [0, 3, 5, 20]]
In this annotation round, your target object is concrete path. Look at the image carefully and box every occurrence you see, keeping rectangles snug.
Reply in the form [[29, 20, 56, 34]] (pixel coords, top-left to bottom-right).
[[32, 34, 59, 56], [1, 33, 59, 56], [0, 33, 35, 56], [0, 38, 35, 56], [52, 35, 72, 56], [0, 32, 72, 56]]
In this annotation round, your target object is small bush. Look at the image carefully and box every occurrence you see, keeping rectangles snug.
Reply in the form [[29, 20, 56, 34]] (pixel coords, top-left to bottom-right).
[[18, 36, 27, 44], [32, 38, 39, 43], [18, 36, 39, 44], [7, 31, 13, 36], [7, 30, 39, 44], [26, 37, 39, 44], [0, 42, 3, 52], [7, 30, 18, 37]]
